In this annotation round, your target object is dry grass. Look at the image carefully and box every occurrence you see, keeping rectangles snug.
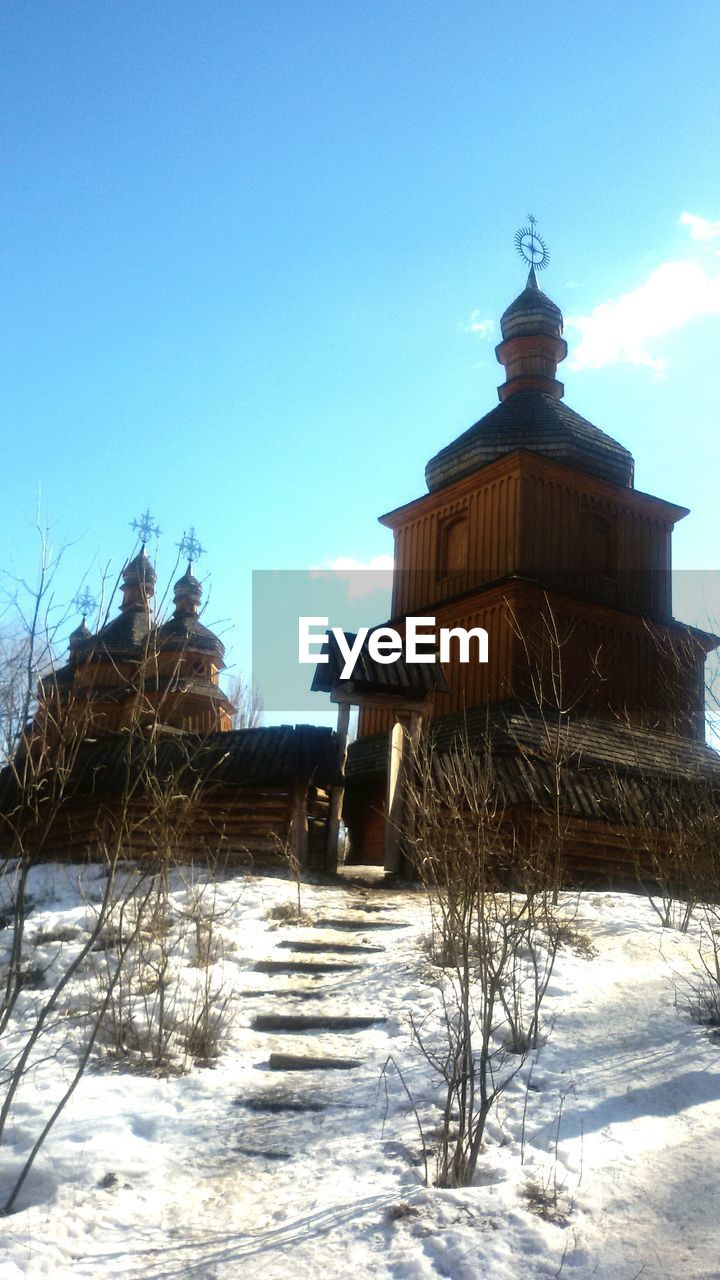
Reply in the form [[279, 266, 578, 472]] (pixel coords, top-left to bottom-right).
[[266, 901, 314, 927]]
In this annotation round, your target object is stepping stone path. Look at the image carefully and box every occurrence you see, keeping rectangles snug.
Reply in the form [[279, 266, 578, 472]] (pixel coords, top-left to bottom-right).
[[277, 939, 386, 954], [235, 887, 415, 1164], [252, 1012, 386, 1032], [254, 959, 363, 974], [268, 1052, 363, 1071]]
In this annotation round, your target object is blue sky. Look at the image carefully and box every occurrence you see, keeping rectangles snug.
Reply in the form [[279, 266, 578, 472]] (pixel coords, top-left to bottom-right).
[[1, 1, 719, 719]]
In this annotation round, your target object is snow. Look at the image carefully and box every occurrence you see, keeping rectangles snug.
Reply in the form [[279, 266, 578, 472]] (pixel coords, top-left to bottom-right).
[[1, 865, 720, 1279]]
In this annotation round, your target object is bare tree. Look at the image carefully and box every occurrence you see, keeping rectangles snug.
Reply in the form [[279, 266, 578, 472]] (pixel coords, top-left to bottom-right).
[[0, 538, 236, 1213], [227, 674, 263, 729]]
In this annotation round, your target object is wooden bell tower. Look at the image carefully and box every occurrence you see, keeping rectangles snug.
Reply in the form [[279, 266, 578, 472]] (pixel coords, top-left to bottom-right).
[[345, 235, 719, 865]]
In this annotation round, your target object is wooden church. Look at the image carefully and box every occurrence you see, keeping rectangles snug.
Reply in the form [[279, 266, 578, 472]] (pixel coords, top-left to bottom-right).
[[2, 534, 341, 868], [341, 248, 720, 879], [5, 234, 720, 883]]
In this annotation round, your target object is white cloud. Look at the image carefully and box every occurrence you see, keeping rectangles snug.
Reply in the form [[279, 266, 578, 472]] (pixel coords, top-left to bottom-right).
[[567, 260, 720, 373], [462, 311, 494, 340], [310, 555, 394, 601], [680, 211, 720, 241], [323, 554, 394, 573]]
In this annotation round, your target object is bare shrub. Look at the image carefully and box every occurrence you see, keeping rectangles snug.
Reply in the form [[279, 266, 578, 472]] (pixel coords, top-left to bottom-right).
[[609, 766, 720, 933], [272, 831, 305, 918], [181, 967, 232, 1065], [405, 733, 562, 1188], [92, 869, 237, 1074], [685, 906, 720, 1029], [548, 920, 597, 960]]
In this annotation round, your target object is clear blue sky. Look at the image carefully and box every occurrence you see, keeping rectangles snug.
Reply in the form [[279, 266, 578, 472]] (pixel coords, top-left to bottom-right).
[[1, 1, 719, 717]]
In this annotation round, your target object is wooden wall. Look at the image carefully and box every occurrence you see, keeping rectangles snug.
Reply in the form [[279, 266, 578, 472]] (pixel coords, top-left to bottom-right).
[[384, 451, 681, 623], [359, 580, 708, 741], [29, 781, 332, 869]]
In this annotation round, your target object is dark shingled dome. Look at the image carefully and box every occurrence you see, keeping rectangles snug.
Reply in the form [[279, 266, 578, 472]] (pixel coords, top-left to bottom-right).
[[500, 278, 563, 340], [155, 614, 226, 658], [71, 604, 152, 659], [122, 550, 156, 589], [425, 391, 635, 492]]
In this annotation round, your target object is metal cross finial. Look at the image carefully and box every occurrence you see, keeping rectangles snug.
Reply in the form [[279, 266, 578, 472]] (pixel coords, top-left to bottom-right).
[[73, 587, 97, 619], [177, 527, 205, 565], [130, 508, 162, 546], [514, 216, 550, 271]]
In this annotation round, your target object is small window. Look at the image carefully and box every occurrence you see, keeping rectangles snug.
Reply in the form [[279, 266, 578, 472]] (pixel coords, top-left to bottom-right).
[[581, 512, 614, 575], [438, 516, 469, 579]]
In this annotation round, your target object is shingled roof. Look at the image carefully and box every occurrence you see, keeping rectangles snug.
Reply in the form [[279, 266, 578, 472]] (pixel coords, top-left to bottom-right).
[[71, 604, 153, 660], [425, 391, 635, 493], [312, 629, 449, 702], [155, 614, 226, 658], [346, 703, 720, 827], [0, 725, 342, 811]]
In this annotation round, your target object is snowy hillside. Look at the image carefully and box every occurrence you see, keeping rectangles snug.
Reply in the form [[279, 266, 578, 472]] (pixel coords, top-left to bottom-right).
[[1, 864, 719, 1280]]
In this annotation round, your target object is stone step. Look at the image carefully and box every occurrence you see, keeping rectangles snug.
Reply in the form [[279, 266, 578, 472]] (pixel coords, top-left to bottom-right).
[[238, 987, 328, 1000], [254, 960, 363, 975], [252, 1012, 386, 1033], [313, 918, 410, 931], [268, 1052, 363, 1072], [235, 1145, 294, 1161], [235, 1096, 329, 1114], [277, 940, 385, 954]]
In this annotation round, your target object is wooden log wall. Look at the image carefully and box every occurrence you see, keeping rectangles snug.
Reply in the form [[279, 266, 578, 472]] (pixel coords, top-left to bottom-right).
[[26, 781, 333, 869]]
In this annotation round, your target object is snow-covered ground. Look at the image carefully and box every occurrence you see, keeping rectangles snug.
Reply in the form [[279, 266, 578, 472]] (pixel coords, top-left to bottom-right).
[[1, 864, 720, 1280]]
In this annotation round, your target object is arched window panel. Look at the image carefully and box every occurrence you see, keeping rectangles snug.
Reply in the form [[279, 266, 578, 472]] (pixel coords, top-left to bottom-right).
[[438, 515, 469, 580]]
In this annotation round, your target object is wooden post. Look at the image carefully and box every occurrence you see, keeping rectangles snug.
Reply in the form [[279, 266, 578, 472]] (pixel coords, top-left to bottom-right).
[[384, 718, 406, 874], [290, 782, 310, 870], [326, 700, 350, 872], [401, 709, 422, 874], [384, 710, 423, 876]]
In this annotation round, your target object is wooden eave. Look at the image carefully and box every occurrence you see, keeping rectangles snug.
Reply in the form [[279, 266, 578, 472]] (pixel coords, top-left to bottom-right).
[[330, 687, 435, 713], [382, 574, 720, 652], [378, 449, 689, 530]]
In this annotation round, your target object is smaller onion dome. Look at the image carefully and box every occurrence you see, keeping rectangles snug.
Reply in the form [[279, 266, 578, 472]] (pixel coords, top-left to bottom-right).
[[173, 565, 203, 617], [122, 550, 156, 591], [499, 265, 564, 341], [156, 563, 226, 664], [119, 550, 156, 614], [68, 619, 91, 657]]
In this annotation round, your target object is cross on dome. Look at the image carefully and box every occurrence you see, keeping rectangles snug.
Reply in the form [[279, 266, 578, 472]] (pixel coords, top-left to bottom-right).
[[73, 587, 97, 620], [177, 527, 205, 566], [130, 508, 162, 547]]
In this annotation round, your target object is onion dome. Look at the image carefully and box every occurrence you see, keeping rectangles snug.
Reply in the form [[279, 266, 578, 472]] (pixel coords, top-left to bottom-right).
[[172, 566, 203, 617], [120, 551, 156, 611], [156, 564, 226, 664], [499, 265, 564, 341], [494, 265, 568, 402], [425, 265, 634, 493], [68, 619, 91, 657]]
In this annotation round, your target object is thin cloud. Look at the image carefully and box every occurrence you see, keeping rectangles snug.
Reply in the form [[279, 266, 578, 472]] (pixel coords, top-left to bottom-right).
[[324, 554, 394, 573], [311, 554, 394, 601], [567, 260, 720, 373], [680, 211, 720, 241], [462, 311, 494, 341]]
